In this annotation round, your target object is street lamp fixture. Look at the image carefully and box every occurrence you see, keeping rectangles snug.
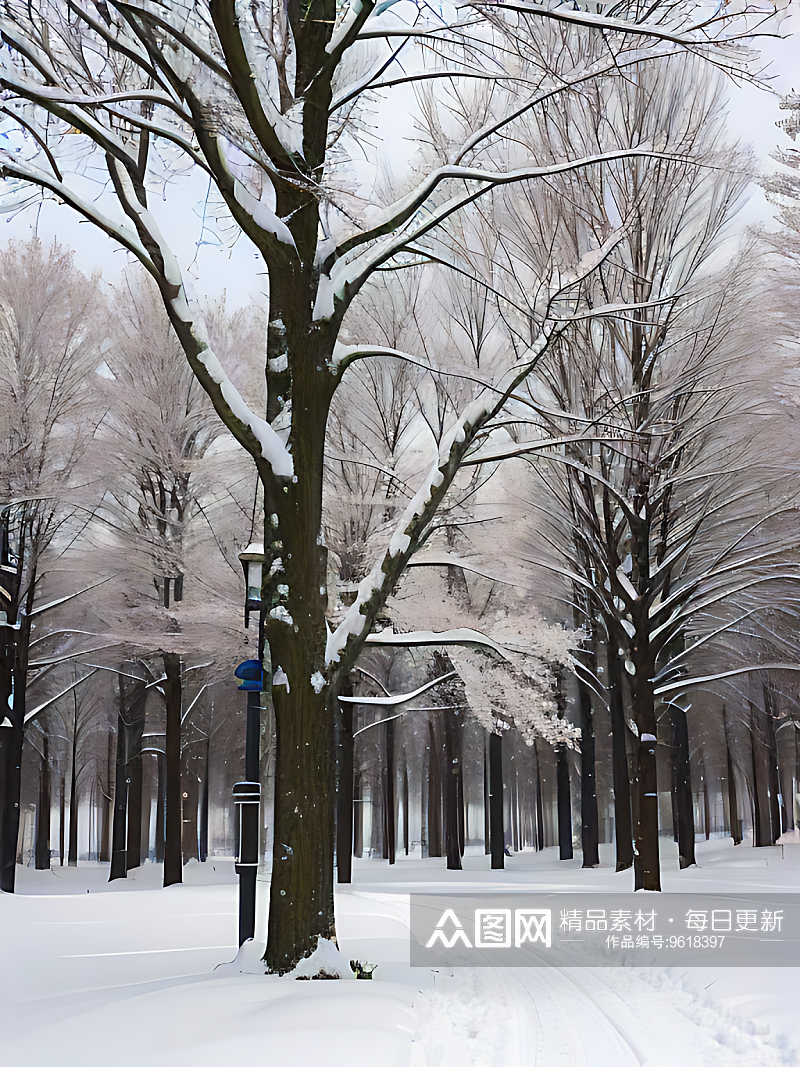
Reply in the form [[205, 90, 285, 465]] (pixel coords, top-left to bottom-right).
[[234, 541, 266, 946], [239, 541, 264, 631]]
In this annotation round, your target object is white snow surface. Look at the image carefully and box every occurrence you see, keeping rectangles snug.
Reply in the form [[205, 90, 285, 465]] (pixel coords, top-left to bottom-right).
[[1, 841, 798, 1066]]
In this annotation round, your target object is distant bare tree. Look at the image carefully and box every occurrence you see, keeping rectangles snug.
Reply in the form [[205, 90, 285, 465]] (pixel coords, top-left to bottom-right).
[[0, 239, 105, 892]]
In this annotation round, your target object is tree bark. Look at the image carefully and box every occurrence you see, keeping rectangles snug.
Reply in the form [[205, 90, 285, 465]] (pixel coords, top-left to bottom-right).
[[384, 716, 396, 865], [0, 609, 32, 893], [671, 704, 695, 868], [34, 733, 50, 870], [578, 678, 599, 867], [109, 669, 146, 881], [606, 643, 634, 872], [352, 774, 363, 861], [403, 765, 410, 855], [199, 740, 209, 863], [443, 710, 462, 870], [154, 751, 166, 864], [163, 652, 183, 887], [99, 730, 113, 864], [427, 718, 443, 857], [725, 727, 743, 846], [125, 717, 145, 871], [336, 686, 353, 884], [631, 665, 660, 892], [67, 702, 79, 867], [557, 744, 573, 861], [489, 731, 504, 870], [750, 699, 777, 847], [181, 759, 199, 863], [109, 673, 130, 882]]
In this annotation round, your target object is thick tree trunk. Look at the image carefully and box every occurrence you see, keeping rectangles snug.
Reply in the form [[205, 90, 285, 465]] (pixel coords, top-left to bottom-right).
[[489, 731, 504, 870], [606, 643, 634, 872], [557, 744, 573, 860], [163, 652, 183, 887], [671, 704, 695, 868], [336, 689, 353, 884]]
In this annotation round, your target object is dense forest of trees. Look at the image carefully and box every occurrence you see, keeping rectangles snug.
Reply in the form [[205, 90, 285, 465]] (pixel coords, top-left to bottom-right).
[[0, 0, 797, 974]]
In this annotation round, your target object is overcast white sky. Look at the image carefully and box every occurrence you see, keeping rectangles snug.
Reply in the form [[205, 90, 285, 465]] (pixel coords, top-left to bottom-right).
[[2, 3, 799, 308]]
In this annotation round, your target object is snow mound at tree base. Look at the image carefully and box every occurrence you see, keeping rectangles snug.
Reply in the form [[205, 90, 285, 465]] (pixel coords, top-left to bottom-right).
[[213, 938, 267, 975], [285, 936, 352, 979]]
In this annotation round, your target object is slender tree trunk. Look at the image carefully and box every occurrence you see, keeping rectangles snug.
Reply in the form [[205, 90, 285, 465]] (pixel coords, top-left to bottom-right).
[[763, 691, 782, 838], [0, 610, 31, 893], [154, 751, 166, 864], [578, 679, 599, 867], [484, 736, 491, 854], [67, 705, 79, 867], [631, 662, 660, 892], [199, 740, 209, 863], [725, 717, 743, 846], [58, 774, 65, 867], [385, 716, 396, 865], [99, 730, 113, 863], [671, 704, 695, 868], [444, 711, 462, 870], [163, 652, 183, 887], [489, 731, 504, 870], [700, 750, 711, 839], [352, 774, 363, 860], [336, 684, 353, 884], [181, 760, 199, 863], [427, 719, 443, 857], [126, 733, 144, 871], [403, 765, 409, 855], [534, 741, 545, 851], [557, 744, 573, 860], [606, 643, 634, 872], [34, 734, 50, 870], [109, 673, 130, 882]]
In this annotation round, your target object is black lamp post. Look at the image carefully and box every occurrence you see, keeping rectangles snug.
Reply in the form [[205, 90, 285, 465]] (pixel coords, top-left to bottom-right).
[[234, 542, 265, 945]]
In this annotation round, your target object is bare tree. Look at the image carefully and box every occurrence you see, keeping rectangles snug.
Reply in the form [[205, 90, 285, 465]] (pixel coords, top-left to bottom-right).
[[0, 0, 774, 964], [0, 239, 105, 892], [493, 61, 799, 890]]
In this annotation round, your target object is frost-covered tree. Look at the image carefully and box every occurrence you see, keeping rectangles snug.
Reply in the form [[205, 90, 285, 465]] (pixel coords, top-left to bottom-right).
[[501, 62, 798, 890], [0, 0, 775, 964], [0, 239, 105, 892]]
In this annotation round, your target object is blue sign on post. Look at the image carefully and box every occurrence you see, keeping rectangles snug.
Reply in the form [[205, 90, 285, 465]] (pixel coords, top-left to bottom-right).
[[235, 658, 263, 691]]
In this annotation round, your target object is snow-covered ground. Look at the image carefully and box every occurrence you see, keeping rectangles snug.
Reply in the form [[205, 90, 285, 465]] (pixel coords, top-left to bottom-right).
[[1, 839, 797, 1066]]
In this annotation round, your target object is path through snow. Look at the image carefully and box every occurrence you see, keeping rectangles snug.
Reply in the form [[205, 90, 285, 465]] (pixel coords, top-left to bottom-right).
[[1, 841, 797, 1066]]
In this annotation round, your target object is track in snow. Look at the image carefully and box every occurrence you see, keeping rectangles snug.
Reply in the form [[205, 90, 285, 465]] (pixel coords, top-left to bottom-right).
[[414, 966, 793, 1067]]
